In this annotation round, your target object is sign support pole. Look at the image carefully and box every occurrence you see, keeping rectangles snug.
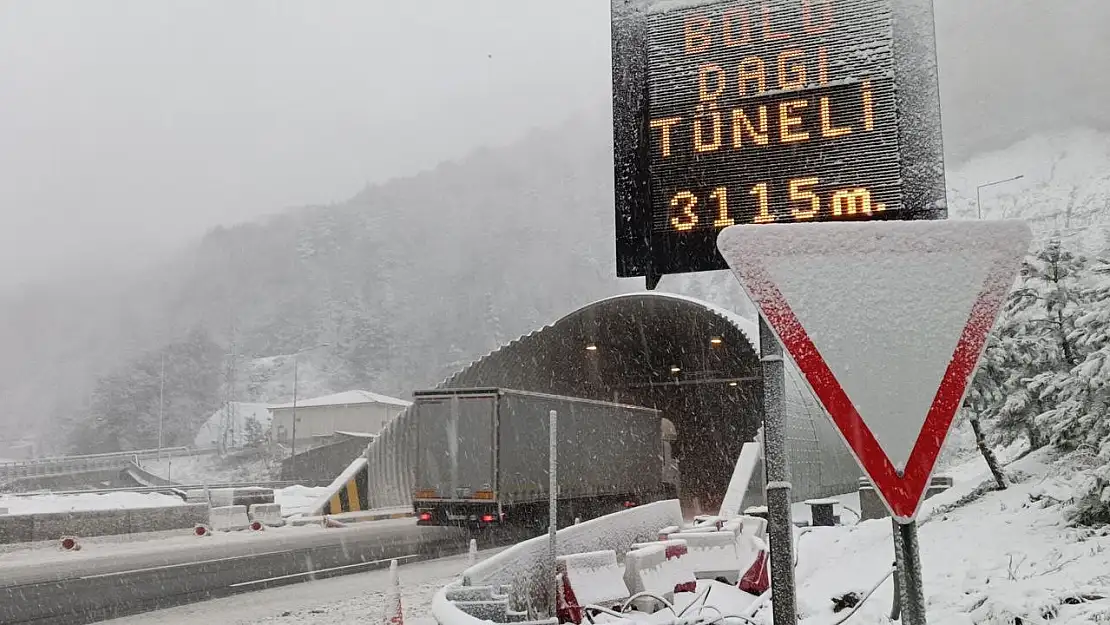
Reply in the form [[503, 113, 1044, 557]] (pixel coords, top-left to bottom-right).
[[889, 518, 903, 620], [759, 317, 797, 625], [548, 409, 559, 618], [897, 520, 927, 624]]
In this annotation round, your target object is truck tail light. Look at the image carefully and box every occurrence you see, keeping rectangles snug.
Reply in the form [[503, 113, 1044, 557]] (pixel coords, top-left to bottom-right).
[[481, 514, 495, 523], [419, 511, 433, 522], [623, 500, 638, 508]]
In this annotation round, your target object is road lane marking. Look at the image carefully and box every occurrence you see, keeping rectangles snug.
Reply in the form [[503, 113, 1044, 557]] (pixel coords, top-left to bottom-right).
[[79, 550, 289, 579], [227, 553, 420, 588]]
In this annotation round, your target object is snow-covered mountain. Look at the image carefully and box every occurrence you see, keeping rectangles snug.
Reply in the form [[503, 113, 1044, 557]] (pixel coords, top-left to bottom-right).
[[2, 122, 1107, 453], [948, 128, 1110, 255]]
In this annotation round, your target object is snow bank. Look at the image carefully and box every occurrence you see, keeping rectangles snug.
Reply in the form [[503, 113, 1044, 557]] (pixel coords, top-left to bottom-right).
[[0, 491, 186, 515], [785, 450, 1110, 624], [274, 485, 331, 516]]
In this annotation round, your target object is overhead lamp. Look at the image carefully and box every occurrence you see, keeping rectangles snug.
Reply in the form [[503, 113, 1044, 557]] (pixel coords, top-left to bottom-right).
[[710, 337, 723, 346], [585, 344, 598, 352], [670, 366, 681, 374]]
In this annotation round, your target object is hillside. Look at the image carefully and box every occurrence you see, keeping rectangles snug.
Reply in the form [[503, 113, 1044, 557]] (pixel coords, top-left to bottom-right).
[[1, 117, 1107, 453]]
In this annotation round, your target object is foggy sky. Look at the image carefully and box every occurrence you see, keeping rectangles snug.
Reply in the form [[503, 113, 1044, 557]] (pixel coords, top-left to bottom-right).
[[1, 0, 1108, 288]]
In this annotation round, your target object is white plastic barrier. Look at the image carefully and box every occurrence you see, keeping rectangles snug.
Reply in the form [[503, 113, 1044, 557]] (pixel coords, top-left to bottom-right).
[[462, 500, 683, 591], [668, 531, 742, 585], [433, 582, 556, 625], [737, 515, 768, 542], [630, 539, 697, 595], [623, 544, 669, 612], [249, 503, 284, 527], [209, 505, 249, 531], [558, 550, 630, 607]]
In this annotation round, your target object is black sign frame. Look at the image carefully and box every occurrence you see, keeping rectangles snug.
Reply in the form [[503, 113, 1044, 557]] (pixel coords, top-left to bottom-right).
[[612, 0, 947, 289]]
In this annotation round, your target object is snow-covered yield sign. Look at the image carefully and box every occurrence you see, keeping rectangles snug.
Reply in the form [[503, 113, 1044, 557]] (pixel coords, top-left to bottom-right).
[[718, 220, 1031, 522]]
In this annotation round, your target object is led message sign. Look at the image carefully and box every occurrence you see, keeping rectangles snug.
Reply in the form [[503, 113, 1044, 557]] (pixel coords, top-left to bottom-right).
[[611, 0, 946, 288]]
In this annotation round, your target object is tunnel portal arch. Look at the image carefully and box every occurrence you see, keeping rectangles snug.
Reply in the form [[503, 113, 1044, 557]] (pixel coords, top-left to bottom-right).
[[363, 292, 861, 515]]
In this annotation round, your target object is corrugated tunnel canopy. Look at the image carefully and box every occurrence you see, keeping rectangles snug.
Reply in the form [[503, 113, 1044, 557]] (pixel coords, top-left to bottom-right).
[[359, 292, 861, 515]]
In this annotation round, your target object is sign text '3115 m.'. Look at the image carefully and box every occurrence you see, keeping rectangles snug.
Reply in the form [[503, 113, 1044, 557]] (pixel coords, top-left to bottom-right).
[[648, 0, 900, 236]]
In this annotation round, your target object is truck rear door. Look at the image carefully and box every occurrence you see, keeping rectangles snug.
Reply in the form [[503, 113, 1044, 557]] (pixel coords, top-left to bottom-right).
[[415, 393, 496, 500]]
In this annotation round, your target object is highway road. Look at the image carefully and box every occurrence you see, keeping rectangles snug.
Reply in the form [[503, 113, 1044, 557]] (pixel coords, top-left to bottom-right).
[[0, 518, 470, 624]]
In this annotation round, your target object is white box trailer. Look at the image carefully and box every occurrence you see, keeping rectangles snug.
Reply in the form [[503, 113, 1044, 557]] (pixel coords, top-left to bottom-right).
[[412, 388, 677, 528]]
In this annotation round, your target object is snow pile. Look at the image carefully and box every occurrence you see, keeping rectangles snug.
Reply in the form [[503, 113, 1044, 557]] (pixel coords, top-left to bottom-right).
[[783, 450, 1110, 624], [0, 491, 186, 515], [274, 485, 331, 516]]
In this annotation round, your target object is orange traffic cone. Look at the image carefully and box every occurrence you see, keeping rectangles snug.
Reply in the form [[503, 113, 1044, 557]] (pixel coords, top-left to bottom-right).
[[382, 559, 403, 625]]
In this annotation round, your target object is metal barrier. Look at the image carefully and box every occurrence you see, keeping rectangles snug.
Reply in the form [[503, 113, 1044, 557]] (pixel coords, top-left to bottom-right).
[[0, 447, 204, 481]]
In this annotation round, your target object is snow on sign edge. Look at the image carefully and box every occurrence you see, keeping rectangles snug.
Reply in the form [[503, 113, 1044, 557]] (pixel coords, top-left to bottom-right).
[[716, 219, 1032, 522]]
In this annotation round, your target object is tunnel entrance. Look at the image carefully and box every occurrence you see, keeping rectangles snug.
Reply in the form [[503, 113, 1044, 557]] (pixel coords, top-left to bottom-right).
[[440, 293, 763, 517]]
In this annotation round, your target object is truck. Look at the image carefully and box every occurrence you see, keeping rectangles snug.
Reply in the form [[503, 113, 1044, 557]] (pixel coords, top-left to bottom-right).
[[412, 388, 678, 528]]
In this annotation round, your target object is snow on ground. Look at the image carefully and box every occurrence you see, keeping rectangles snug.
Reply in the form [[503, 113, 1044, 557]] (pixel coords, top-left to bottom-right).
[[0, 491, 186, 515], [101, 544, 509, 625], [275, 485, 331, 516], [784, 449, 1110, 624], [142, 452, 277, 485]]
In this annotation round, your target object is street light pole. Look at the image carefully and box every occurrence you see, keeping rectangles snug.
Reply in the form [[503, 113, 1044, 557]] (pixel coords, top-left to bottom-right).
[[291, 358, 299, 464], [158, 354, 165, 462], [287, 342, 329, 478], [976, 175, 1024, 219]]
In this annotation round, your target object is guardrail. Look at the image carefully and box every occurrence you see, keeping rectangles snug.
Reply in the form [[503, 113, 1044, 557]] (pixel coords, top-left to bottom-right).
[[0, 447, 209, 480], [1, 480, 311, 498]]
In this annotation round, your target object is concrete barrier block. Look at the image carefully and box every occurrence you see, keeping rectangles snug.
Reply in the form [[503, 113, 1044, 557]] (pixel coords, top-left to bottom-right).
[[33, 509, 130, 542], [0, 514, 34, 544], [248, 503, 284, 527], [209, 505, 250, 531], [128, 504, 209, 533], [858, 486, 887, 521]]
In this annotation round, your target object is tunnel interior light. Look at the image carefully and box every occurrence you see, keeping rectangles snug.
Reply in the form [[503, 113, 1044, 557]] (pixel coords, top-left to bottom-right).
[[729, 381, 738, 387], [710, 337, 723, 345], [670, 366, 681, 374], [585, 344, 598, 352]]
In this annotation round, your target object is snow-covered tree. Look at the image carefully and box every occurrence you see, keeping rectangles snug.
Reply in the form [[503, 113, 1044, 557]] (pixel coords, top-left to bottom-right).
[[989, 239, 1089, 449]]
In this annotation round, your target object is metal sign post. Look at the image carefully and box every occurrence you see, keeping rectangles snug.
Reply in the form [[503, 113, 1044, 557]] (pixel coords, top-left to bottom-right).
[[897, 521, 927, 625], [548, 409, 558, 618], [759, 317, 797, 625]]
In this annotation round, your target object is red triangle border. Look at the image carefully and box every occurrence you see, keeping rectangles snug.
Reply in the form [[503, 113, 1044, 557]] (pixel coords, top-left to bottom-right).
[[741, 256, 1014, 522]]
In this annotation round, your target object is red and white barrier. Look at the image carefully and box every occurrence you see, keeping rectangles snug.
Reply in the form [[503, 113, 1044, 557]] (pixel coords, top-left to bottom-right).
[[556, 550, 630, 624], [194, 523, 212, 537], [59, 536, 80, 551], [630, 539, 697, 595], [665, 531, 742, 585]]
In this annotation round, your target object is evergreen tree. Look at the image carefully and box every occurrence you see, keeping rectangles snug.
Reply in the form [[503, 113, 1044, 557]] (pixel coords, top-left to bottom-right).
[[989, 239, 1089, 449]]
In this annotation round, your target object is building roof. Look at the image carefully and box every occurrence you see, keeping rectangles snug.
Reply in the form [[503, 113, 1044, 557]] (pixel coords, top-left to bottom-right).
[[269, 390, 412, 410]]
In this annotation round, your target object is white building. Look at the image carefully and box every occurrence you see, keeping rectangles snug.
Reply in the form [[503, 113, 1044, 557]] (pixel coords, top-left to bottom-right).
[[269, 390, 411, 447]]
